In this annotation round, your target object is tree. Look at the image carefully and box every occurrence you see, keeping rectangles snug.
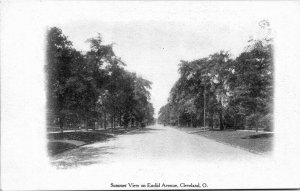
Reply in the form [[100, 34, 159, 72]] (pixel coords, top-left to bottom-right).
[[159, 36, 273, 131], [47, 27, 155, 132], [46, 27, 76, 132], [232, 39, 273, 131]]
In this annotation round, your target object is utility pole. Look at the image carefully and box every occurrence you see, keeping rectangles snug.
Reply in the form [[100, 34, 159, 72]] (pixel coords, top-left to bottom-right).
[[203, 84, 206, 127], [177, 92, 180, 127]]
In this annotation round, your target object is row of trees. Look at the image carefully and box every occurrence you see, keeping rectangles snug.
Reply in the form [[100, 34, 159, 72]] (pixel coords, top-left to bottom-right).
[[47, 27, 154, 132], [158, 37, 273, 131]]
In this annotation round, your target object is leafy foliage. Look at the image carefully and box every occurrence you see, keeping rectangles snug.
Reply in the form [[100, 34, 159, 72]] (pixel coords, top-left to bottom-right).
[[158, 37, 273, 131], [47, 27, 155, 131]]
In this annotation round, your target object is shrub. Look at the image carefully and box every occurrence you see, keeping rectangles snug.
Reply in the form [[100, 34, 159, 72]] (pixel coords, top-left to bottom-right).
[[245, 113, 273, 131], [260, 113, 273, 131]]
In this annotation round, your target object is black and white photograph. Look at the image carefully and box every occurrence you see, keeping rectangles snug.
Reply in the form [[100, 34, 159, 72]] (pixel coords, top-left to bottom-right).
[[1, 1, 300, 190]]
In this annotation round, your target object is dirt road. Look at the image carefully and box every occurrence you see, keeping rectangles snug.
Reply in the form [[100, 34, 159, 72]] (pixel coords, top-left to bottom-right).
[[51, 124, 264, 167]]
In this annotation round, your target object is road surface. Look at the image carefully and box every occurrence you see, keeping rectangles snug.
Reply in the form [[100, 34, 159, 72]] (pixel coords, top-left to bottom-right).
[[48, 124, 272, 189], [51, 124, 266, 168]]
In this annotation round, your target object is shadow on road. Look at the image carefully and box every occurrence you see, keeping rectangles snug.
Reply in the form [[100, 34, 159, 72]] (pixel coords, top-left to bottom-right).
[[51, 145, 116, 169]]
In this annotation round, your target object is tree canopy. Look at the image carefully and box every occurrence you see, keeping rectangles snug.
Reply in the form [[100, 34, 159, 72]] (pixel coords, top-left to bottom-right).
[[46, 27, 155, 131], [158, 37, 273, 131]]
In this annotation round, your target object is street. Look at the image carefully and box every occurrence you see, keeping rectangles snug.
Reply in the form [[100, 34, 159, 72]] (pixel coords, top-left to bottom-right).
[[51, 124, 265, 168], [45, 124, 274, 189]]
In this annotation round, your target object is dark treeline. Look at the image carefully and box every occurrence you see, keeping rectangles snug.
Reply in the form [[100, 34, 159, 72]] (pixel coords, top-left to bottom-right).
[[158, 37, 273, 131], [46, 27, 154, 132]]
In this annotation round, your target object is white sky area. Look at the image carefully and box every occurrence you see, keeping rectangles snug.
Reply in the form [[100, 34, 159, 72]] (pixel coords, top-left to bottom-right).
[[49, 1, 277, 118]]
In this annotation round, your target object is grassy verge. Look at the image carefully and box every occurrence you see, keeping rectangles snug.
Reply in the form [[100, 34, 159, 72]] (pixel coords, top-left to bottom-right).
[[179, 127, 273, 155], [48, 141, 82, 155], [47, 127, 139, 155]]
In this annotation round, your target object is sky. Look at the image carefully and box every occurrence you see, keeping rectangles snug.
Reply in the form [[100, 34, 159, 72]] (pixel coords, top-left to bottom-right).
[[49, 1, 278, 117]]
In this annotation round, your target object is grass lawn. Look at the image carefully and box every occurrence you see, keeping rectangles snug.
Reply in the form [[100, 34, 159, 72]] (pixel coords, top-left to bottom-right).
[[47, 141, 80, 155], [180, 128, 273, 155], [47, 127, 139, 155], [48, 131, 114, 142]]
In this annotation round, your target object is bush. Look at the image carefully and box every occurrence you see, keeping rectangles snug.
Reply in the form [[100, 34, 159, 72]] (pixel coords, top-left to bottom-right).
[[260, 113, 273, 131], [245, 113, 273, 131], [245, 113, 260, 130]]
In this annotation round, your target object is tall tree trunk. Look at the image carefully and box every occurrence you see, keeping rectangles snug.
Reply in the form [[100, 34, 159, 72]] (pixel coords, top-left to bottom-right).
[[104, 112, 107, 130], [255, 104, 258, 132], [210, 112, 214, 129], [233, 96, 237, 131], [203, 85, 206, 127], [59, 117, 64, 133], [100, 115, 103, 129], [234, 115, 237, 131], [113, 115, 116, 129], [111, 115, 114, 129], [119, 111, 122, 128], [130, 117, 132, 128], [124, 112, 128, 129], [94, 104, 97, 130], [219, 110, 224, 130], [131, 118, 134, 128], [85, 116, 88, 131]]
